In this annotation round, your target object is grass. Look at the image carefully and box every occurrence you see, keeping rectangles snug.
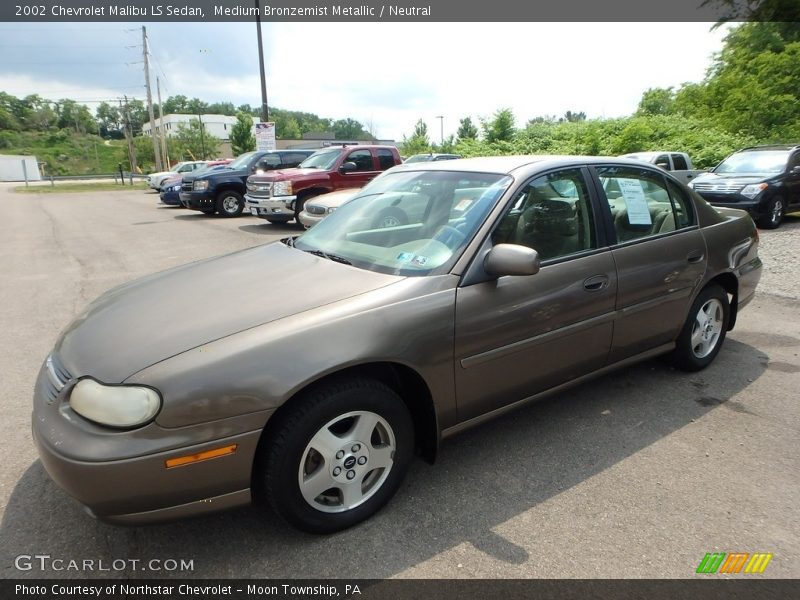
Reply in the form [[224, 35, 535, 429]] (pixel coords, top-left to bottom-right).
[[14, 182, 148, 193]]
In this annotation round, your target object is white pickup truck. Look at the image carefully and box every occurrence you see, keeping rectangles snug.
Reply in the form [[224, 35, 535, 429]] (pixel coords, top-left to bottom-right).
[[621, 151, 704, 185]]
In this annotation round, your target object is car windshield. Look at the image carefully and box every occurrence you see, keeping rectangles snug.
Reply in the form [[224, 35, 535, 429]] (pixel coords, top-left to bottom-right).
[[227, 152, 259, 170], [403, 154, 432, 163], [294, 170, 513, 276], [714, 150, 789, 174], [299, 149, 342, 170]]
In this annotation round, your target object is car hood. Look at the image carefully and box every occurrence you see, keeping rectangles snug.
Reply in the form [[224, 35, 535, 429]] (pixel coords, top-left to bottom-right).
[[54, 243, 401, 382], [692, 172, 771, 186], [148, 170, 175, 179], [251, 168, 331, 183], [304, 189, 361, 209], [183, 168, 244, 183]]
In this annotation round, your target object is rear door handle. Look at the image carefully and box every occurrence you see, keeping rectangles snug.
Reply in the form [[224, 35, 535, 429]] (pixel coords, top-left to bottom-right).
[[687, 250, 705, 264], [583, 274, 609, 291]]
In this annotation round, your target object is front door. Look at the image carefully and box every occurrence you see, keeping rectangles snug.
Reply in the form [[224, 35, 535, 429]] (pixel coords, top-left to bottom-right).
[[454, 167, 617, 422]]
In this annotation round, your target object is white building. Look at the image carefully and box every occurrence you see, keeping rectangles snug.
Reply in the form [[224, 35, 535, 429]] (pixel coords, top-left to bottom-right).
[[141, 114, 240, 140]]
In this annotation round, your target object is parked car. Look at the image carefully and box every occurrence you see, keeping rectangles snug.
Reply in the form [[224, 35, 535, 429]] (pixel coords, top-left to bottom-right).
[[620, 151, 704, 185], [32, 156, 761, 533], [298, 188, 361, 229], [689, 144, 800, 229], [179, 150, 315, 217], [403, 153, 461, 163], [147, 161, 207, 190], [245, 145, 403, 224], [159, 161, 232, 206]]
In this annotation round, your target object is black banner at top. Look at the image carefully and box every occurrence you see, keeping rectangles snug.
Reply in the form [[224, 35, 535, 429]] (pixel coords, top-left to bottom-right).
[[1, 0, 799, 23]]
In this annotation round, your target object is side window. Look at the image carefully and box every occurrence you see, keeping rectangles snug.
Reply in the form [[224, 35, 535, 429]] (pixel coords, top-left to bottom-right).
[[283, 153, 309, 166], [671, 154, 688, 170], [492, 168, 596, 261], [654, 154, 671, 170], [665, 179, 695, 229], [597, 166, 684, 243], [376, 149, 396, 170], [345, 149, 375, 172], [258, 154, 281, 169]]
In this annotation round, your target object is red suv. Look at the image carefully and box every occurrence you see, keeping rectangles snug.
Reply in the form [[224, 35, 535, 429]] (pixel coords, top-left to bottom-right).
[[245, 145, 402, 224]]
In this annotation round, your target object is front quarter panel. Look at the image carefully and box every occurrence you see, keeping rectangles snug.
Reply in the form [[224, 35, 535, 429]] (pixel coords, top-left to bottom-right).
[[127, 275, 459, 430]]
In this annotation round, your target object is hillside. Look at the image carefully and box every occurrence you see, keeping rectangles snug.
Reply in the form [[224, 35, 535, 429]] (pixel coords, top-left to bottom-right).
[[0, 130, 128, 176]]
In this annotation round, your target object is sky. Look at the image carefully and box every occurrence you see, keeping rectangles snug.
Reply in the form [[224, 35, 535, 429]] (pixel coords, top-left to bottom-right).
[[0, 22, 730, 141]]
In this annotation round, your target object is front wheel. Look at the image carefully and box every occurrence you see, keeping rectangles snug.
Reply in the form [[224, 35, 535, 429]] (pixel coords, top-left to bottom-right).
[[216, 191, 244, 218], [758, 196, 784, 229], [669, 284, 729, 372], [257, 378, 414, 533]]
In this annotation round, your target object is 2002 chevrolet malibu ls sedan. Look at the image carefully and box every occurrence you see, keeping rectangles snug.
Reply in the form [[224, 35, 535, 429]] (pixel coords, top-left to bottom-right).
[[33, 156, 762, 533]]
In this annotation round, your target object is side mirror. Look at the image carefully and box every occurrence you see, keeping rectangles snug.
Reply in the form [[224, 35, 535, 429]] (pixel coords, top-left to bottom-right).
[[340, 161, 357, 173], [790, 165, 800, 175], [484, 244, 540, 278]]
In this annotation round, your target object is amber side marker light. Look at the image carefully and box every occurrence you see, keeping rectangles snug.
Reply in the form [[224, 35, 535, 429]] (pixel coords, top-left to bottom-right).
[[165, 444, 238, 469]]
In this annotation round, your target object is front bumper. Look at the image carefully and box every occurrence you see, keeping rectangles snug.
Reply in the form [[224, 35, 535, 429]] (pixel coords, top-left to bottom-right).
[[245, 194, 296, 221], [160, 189, 182, 206], [179, 190, 215, 212], [696, 193, 762, 217], [31, 361, 269, 524], [298, 209, 324, 229]]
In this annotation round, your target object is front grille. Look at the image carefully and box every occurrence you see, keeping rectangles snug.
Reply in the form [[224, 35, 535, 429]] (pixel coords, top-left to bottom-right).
[[44, 354, 72, 404], [693, 182, 743, 194], [306, 205, 326, 215], [181, 182, 193, 192], [246, 181, 273, 198]]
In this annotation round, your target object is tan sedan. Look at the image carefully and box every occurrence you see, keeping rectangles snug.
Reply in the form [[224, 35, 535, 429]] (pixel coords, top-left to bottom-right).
[[298, 188, 362, 229], [33, 156, 762, 533]]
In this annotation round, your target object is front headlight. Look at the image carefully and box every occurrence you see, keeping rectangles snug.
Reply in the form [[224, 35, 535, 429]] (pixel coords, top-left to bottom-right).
[[172, 185, 181, 191], [326, 207, 337, 214], [273, 181, 293, 196], [740, 183, 768, 199], [69, 379, 161, 428], [193, 180, 209, 192]]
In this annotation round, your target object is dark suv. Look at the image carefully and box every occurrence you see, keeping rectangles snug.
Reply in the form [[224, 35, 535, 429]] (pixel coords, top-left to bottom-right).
[[689, 145, 800, 229], [179, 150, 314, 217]]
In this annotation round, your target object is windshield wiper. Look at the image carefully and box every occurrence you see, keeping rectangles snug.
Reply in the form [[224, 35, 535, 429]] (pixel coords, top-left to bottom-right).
[[282, 236, 296, 247], [304, 249, 352, 265]]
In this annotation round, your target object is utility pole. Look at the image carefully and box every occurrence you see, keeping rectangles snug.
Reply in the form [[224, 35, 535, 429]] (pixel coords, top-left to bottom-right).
[[120, 96, 137, 173], [142, 25, 163, 171], [436, 115, 444, 146], [255, 0, 269, 123], [156, 76, 169, 168], [198, 114, 206, 159]]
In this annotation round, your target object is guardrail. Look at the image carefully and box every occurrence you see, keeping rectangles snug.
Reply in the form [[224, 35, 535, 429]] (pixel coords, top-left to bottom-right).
[[40, 173, 148, 185]]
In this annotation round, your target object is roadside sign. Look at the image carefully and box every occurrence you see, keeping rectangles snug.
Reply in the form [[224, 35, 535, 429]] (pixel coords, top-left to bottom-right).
[[255, 122, 276, 151]]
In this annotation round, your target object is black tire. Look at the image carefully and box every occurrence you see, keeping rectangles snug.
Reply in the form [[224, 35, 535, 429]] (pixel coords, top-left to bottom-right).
[[371, 207, 409, 229], [758, 196, 784, 229], [293, 192, 319, 223], [669, 284, 729, 372], [257, 378, 414, 534], [216, 190, 245, 218]]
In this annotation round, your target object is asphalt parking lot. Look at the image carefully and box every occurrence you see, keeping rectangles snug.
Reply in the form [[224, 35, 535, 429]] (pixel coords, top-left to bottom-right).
[[0, 184, 798, 579]]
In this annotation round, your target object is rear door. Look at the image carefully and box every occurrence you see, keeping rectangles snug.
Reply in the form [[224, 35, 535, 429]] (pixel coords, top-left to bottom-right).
[[591, 165, 706, 363], [454, 166, 617, 422]]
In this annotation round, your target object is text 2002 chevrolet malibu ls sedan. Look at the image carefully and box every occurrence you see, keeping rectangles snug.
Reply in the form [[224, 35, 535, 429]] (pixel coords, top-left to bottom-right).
[[33, 156, 762, 533]]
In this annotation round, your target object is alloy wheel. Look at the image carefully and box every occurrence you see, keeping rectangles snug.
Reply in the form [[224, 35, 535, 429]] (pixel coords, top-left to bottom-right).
[[690, 298, 724, 358]]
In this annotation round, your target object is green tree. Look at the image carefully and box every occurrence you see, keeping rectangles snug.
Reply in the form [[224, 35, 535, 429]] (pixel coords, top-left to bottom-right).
[[636, 88, 676, 116], [230, 111, 255, 155], [562, 110, 587, 122], [162, 95, 189, 114], [173, 118, 220, 160], [482, 108, 516, 143], [332, 117, 371, 140], [456, 116, 478, 141], [400, 119, 432, 155]]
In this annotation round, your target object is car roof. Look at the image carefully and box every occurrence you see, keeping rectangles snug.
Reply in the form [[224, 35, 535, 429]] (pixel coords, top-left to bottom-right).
[[740, 144, 800, 152], [389, 154, 655, 175]]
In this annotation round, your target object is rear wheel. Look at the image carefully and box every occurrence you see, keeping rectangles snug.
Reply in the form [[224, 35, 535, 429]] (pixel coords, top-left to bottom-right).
[[257, 378, 414, 533], [669, 284, 729, 372], [758, 196, 784, 229], [371, 207, 409, 229], [216, 191, 244, 218]]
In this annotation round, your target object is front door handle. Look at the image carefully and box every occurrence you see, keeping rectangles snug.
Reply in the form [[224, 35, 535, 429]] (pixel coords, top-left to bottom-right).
[[583, 274, 609, 291], [687, 250, 705, 264]]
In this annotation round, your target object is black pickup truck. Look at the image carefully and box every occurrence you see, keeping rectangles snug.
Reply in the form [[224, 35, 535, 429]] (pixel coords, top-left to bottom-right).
[[179, 149, 315, 217]]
